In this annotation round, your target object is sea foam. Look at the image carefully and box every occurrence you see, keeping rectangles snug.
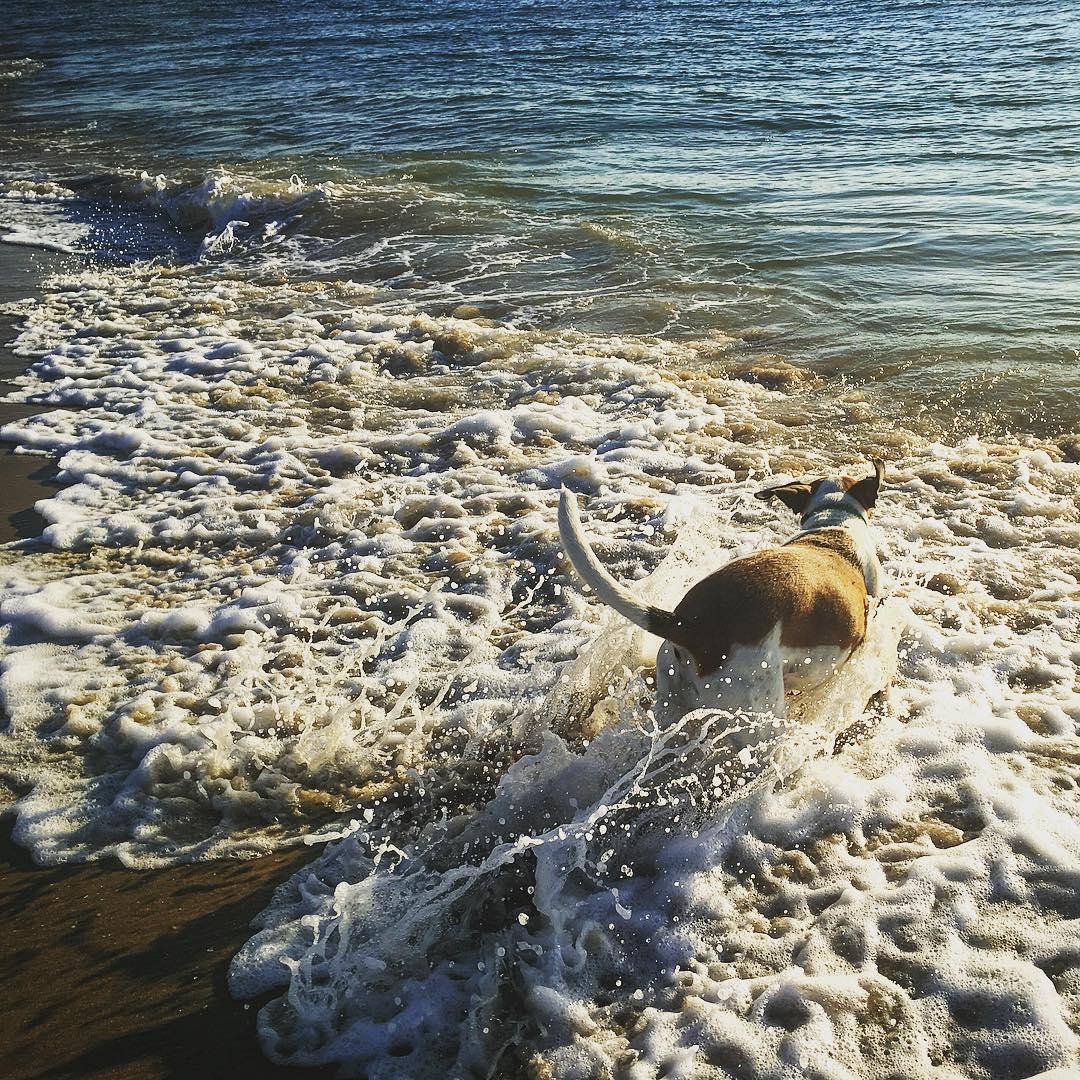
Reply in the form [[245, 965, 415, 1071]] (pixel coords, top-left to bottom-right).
[[0, 263, 1077, 1077]]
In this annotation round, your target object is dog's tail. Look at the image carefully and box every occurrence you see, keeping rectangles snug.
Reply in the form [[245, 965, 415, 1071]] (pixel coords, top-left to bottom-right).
[[558, 487, 681, 640]]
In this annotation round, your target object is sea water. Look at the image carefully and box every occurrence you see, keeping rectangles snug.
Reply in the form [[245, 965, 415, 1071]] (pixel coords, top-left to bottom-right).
[[0, 3, 1078, 1077]]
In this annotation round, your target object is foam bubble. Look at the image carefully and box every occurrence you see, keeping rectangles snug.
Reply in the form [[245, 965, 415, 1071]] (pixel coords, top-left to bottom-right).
[[0, 262, 1077, 1075]]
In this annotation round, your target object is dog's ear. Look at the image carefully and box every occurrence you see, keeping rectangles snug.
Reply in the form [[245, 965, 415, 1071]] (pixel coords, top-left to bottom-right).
[[847, 458, 885, 512], [755, 482, 813, 514]]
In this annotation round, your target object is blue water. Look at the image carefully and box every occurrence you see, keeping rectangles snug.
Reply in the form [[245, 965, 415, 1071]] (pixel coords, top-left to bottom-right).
[[2, 0, 1078, 429]]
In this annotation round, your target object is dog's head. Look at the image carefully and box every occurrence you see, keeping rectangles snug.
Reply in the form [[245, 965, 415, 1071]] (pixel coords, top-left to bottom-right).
[[755, 459, 884, 521]]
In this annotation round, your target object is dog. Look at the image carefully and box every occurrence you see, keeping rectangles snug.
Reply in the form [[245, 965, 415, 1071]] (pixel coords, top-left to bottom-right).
[[558, 461, 885, 738]]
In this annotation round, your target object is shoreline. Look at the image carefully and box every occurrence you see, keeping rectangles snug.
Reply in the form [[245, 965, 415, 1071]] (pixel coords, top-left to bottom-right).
[[0, 244, 65, 544], [0, 242, 332, 1080], [0, 195, 1076, 1074]]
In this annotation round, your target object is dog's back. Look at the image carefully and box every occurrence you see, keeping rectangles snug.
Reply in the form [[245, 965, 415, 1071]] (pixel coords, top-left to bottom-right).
[[658, 531, 868, 676]]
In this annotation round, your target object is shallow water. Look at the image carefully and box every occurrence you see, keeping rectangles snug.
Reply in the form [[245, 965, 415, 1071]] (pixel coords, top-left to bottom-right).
[[2, 0, 1079, 429], [0, 5, 1079, 1079]]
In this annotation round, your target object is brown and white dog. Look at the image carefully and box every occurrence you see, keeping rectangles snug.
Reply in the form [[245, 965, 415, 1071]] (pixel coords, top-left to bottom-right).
[[558, 461, 885, 734]]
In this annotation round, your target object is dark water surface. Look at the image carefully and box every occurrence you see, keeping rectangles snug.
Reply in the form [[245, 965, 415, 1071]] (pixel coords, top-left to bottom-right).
[[2, 0, 1078, 429]]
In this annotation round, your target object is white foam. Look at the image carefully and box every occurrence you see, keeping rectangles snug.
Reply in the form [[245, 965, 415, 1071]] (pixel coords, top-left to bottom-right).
[[0, 169, 332, 260], [0, 179, 88, 253], [0, 263, 1077, 1076], [0, 58, 43, 82]]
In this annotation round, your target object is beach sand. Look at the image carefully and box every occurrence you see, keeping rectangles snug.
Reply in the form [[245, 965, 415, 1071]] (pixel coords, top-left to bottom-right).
[[0, 244, 332, 1080]]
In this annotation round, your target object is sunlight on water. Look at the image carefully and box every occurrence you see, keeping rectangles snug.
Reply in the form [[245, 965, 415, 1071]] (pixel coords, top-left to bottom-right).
[[2, 0, 1079, 429], [0, 4, 1078, 1077]]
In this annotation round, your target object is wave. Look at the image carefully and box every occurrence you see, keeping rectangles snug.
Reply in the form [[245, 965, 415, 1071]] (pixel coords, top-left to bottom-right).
[[2, 158, 1076, 438], [0, 57, 44, 82], [119, 170, 334, 256], [1, 168, 334, 260]]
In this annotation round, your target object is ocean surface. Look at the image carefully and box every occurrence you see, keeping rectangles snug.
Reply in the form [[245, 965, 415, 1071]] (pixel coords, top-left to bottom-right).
[[2, 0, 1079, 429], [1, 3, 1079, 1078]]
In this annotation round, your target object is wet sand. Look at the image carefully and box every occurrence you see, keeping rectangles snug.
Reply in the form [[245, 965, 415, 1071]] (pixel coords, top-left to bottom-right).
[[0, 829, 333, 1080], [0, 244, 333, 1079], [0, 245, 65, 544]]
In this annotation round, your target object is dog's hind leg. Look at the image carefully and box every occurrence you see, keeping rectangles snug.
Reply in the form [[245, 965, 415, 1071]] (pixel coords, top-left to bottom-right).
[[652, 640, 705, 728], [654, 627, 788, 757], [709, 628, 788, 757], [658, 641, 789, 802]]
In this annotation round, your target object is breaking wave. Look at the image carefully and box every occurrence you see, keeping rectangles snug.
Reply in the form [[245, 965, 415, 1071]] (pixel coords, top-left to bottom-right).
[[0, 57, 44, 83], [1, 168, 333, 260]]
